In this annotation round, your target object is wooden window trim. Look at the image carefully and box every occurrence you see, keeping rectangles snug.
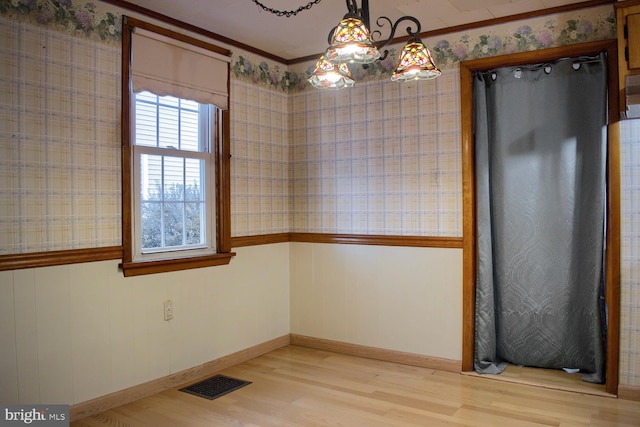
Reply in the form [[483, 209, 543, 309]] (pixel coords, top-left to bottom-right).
[[120, 16, 234, 277]]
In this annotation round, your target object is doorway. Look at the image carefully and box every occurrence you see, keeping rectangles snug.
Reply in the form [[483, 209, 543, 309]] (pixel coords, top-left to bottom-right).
[[459, 40, 621, 395]]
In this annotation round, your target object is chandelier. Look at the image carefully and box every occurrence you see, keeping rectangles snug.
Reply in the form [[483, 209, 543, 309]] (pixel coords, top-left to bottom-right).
[[308, 0, 441, 89]]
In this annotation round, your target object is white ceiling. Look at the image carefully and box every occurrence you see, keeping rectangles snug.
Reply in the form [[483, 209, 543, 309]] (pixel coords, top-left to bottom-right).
[[120, 0, 589, 61]]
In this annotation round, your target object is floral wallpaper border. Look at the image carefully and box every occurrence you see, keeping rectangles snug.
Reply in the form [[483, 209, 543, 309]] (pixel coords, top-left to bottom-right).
[[431, 14, 615, 68], [0, 0, 121, 40], [231, 57, 303, 92], [0, 1, 616, 92]]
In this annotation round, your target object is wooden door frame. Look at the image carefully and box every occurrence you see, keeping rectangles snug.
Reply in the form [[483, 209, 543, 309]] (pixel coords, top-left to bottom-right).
[[459, 39, 621, 395]]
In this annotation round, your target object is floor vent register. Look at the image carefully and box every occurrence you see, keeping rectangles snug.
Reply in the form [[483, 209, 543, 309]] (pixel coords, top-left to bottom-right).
[[179, 374, 251, 400]]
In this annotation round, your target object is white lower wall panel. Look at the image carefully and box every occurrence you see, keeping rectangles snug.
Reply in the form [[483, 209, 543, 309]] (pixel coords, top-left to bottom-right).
[[290, 243, 463, 360], [0, 243, 290, 405]]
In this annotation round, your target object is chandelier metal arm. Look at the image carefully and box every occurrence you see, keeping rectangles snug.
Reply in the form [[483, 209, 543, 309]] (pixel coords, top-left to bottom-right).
[[354, 0, 423, 58], [372, 15, 421, 60], [372, 15, 421, 47]]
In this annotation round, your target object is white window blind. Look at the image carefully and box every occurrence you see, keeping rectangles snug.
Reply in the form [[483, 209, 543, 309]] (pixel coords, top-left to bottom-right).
[[131, 28, 230, 109]]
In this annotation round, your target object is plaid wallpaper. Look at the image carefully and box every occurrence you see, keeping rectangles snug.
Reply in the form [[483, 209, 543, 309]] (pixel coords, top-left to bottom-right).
[[621, 118, 640, 387], [290, 71, 461, 236], [230, 81, 291, 236], [0, 17, 121, 254]]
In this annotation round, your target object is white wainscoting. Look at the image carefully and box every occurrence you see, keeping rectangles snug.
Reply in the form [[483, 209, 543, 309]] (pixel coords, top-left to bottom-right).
[[0, 243, 291, 405], [290, 243, 463, 361]]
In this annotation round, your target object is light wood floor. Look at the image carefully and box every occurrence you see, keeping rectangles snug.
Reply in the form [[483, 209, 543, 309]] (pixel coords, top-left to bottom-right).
[[72, 345, 640, 427]]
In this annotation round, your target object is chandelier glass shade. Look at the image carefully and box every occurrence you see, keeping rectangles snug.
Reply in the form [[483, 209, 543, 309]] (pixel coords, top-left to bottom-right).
[[324, 16, 381, 64], [391, 38, 441, 81], [308, 56, 355, 89]]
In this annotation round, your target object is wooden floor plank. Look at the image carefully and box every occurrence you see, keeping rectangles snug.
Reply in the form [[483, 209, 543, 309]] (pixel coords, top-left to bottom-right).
[[71, 346, 640, 426]]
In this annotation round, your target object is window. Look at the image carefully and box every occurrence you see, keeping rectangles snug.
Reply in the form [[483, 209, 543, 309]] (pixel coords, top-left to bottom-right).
[[134, 92, 214, 259], [121, 17, 234, 276]]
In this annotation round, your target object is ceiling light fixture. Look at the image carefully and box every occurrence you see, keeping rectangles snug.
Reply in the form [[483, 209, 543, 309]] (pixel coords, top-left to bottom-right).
[[309, 0, 440, 89]]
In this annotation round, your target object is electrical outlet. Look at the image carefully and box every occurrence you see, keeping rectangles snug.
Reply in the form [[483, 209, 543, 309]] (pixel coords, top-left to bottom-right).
[[163, 299, 174, 321]]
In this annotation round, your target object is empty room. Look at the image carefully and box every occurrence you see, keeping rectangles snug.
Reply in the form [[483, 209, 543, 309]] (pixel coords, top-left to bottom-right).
[[1, 0, 640, 425]]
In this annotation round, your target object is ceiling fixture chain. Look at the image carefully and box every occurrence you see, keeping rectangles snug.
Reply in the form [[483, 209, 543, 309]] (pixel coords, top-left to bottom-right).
[[250, 0, 323, 17]]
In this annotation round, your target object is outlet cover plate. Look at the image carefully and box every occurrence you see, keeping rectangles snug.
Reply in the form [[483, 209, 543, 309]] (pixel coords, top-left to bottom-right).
[[163, 299, 173, 321]]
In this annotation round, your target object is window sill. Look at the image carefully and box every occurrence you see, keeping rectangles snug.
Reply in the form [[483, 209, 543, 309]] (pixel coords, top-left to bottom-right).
[[120, 252, 235, 276]]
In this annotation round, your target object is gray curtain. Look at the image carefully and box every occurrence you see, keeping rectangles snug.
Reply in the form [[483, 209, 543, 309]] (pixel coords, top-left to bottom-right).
[[473, 54, 608, 383]]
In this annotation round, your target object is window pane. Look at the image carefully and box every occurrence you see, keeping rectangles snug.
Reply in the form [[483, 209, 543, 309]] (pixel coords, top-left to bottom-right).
[[180, 109, 199, 151], [185, 202, 203, 245], [185, 158, 203, 202], [158, 105, 179, 149], [140, 154, 162, 201], [139, 153, 207, 251], [135, 100, 158, 147], [163, 202, 184, 247], [135, 92, 204, 152], [163, 156, 184, 201], [180, 98, 199, 110], [141, 201, 162, 249], [159, 95, 179, 108], [136, 91, 157, 102]]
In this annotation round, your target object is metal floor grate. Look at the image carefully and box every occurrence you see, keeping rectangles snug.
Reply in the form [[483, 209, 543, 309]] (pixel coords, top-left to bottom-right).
[[179, 375, 251, 400]]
